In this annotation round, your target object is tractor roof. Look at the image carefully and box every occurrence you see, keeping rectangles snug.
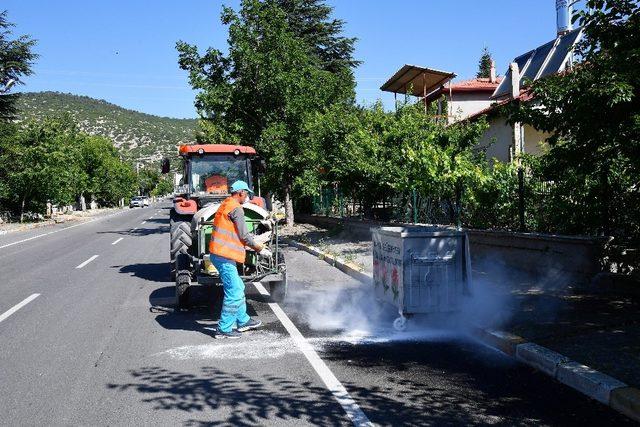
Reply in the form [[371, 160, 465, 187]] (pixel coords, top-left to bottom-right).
[[178, 144, 257, 155]]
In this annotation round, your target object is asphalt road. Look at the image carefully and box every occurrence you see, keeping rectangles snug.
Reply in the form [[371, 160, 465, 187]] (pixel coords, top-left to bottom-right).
[[0, 204, 632, 426]]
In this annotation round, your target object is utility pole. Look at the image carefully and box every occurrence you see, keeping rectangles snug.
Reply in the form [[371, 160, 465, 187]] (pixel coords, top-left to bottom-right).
[[510, 62, 526, 231]]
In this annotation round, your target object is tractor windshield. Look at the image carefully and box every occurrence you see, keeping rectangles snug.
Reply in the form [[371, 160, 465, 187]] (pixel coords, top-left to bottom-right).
[[189, 155, 250, 195]]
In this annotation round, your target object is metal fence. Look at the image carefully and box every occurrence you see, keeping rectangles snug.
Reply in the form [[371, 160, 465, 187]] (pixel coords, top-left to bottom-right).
[[309, 173, 555, 233], [311, 188, 461, 227]]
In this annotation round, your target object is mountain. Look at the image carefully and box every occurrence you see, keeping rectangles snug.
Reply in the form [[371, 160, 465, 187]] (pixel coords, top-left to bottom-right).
[[15, 91, 198, 164]]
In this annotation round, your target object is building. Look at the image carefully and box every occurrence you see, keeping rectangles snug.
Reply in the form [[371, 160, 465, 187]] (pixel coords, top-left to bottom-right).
[[424, 63, 502, 124], [379, 64, 501, 124], [469, 27, 582, 163], [467, 91, 551, 163], [379, 0, 581, 164]]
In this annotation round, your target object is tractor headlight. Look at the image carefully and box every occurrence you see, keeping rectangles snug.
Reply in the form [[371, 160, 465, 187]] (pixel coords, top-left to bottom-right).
[[197, 148, 205, 155], [234, 149, 240, 156]]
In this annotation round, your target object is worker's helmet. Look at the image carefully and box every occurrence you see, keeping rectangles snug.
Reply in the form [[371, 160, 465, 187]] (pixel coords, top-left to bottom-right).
[[230, 180, 253, 195]]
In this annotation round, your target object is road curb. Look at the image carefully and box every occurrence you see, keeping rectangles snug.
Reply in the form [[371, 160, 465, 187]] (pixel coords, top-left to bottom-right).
[[472, 328, 527, 356], [515, 342, 570, 377], [556, 361, 627, 405], [611, 387, 640, 422], [284, 236, 640, 423]]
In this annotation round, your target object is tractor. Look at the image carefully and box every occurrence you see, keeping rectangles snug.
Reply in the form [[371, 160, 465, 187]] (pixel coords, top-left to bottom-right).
[[161, 144, 286, 309]]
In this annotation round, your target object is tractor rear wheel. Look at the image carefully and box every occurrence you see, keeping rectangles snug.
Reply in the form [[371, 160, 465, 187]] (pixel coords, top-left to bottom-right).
[[269, 251, 287, 303], [170, 210, 192, 281]]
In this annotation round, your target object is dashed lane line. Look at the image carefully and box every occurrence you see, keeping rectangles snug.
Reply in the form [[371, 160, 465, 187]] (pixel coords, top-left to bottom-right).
[[111, 237, 124, 245], [0, 294, 40, 324], [75, 255, 99, 269], [253, 282, 372, 426], [141, 221, 146, 225]]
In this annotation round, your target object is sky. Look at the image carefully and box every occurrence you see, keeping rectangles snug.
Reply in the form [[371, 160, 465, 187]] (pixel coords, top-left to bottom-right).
[[5, 1, 582, 119]]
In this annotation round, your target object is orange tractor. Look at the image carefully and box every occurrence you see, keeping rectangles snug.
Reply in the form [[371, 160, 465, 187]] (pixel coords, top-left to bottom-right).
[[162, 144, 286, 309]]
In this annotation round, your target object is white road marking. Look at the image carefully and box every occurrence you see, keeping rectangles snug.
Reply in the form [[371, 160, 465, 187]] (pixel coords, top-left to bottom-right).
[[141, 221, 146, 225], [0, 210, 128, 250], [111, 237, 124, 245], [161, 331, 298, 360], [0, 294, 40, 324], [253, 282, 372, 426], [75, 255, 99, 269]]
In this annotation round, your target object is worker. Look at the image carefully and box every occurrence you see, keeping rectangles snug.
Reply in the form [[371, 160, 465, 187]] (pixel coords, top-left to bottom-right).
[[209, 180, 271, 339]]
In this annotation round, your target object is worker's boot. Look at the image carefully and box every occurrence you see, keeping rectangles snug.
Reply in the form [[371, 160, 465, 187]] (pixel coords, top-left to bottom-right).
[[237, 318, 262, 332], [215, 329, 242, 339]]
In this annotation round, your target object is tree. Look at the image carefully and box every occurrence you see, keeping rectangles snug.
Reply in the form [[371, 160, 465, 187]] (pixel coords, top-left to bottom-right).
[[0, 116, 84, 221], [177, 0, 357, 226], [0, 114, 137, 219], [510, 0, 640, 240], [274, 0, 360, 73], [152, 177, 174, 197], [78, 135, 137, 206], [476, 46, 493, 78], [0, 10, 37, 120], [137, 168, 160, 196], [308, 102, 399, 215]]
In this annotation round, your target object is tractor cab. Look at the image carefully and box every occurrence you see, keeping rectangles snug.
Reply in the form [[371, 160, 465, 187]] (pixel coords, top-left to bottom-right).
[[163, 144, 266, 209]]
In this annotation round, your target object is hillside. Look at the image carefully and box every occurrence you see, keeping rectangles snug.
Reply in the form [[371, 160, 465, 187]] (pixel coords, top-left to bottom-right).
[[16, 91, 197, 164]]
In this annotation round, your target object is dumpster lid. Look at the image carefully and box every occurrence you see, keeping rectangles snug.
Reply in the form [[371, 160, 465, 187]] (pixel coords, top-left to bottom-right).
[[374, 225, 465, 238]]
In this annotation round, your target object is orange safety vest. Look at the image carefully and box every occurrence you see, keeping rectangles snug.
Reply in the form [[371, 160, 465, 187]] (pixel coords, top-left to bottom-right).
[[209, 197, 246, 263]]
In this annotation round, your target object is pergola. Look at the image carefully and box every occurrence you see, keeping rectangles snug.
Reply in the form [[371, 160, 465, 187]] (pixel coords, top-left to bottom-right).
[[380, 64, 456, 111]]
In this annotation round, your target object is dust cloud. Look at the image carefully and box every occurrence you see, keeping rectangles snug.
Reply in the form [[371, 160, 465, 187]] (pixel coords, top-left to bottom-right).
[[283, 253, 564, 346]]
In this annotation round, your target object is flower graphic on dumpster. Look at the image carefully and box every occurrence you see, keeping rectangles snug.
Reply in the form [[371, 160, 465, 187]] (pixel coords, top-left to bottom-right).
[[381, 263, 389, 294], [391, 266, 399, 301]]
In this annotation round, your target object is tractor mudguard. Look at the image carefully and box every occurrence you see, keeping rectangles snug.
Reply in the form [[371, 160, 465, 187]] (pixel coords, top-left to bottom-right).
[[175, 199, 197, 215]]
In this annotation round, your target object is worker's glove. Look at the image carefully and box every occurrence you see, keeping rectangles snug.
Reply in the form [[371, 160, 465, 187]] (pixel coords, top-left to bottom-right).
[[258, 248, 273, 259]]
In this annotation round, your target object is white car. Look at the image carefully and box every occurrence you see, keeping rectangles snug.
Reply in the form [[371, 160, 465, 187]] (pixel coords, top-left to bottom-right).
[[142, 197, 150, 207], [129, 196, 145, 208]]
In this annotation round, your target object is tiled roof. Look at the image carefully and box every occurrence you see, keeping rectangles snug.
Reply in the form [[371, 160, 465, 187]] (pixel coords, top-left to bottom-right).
[[424, 77, 503, 103], [445, 77, 503, 92]]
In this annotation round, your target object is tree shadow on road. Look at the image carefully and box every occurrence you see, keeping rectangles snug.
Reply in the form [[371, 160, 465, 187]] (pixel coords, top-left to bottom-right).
[[117, 262, 172, 283], [107, 366, 350, 426], [143, 218, 169, 224], [108, 349, 634, 426], [97, 225, 169, 236], [104, 359, 629, 427]]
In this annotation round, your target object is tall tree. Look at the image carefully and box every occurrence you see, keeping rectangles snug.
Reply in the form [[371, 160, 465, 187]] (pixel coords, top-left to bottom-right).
[[476, 46, 492, 78], [0, 10, 37, 120], [177, 0, 357, 226], [511, 0, 640, 240], [274, 0, 360, 73]]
